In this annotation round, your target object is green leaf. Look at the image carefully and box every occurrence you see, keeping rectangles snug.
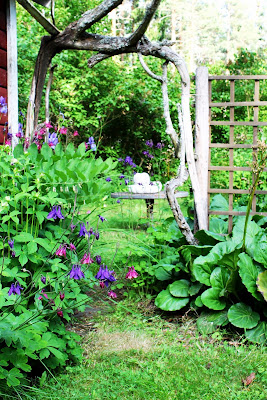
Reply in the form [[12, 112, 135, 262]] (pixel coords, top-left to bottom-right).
[[15, 233, 34, 243], [154, 267, 172, 281], [48, 347, 67, 363], [27, 241, 38, 255], [6, 368, 23, 387], [195, 229, 226, 246], [201, 288, 226, 310], [19, 253, 28, 267], [238, 253, 264, 301], [35, 238, 54, 252], [228, 303, 260, 329], [188, 282, 202, 296], [27, 143, 38, 162], [197, 311, 228, 334], [209, 218, 228, 235], [41, 143, 53, 160], [210, 267, 230, 293], [256, 271, 267, 302], [39, 348, 50, 359], [247, 231, 267, 265], [13, 144, 24, 159], [245, 322, 267, 344], [210, 194, 229, 212], [155, 288, 189, 311], [232, 219, 261, 249], [169, 279, 190, 297], [54, 143, 63, 157]]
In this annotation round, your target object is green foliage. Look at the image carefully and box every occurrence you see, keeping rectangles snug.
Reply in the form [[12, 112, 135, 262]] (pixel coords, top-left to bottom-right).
[[152, 194, 267, 344], [0, 143, 117, 387]]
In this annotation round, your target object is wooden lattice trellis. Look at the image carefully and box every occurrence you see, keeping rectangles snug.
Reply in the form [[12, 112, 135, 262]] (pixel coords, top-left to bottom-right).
[[208, 75, 267, 232]]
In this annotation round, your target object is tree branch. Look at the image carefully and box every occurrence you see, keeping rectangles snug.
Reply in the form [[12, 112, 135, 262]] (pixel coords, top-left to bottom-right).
[[17, 0, 60, 35], [74, 0, 123, 36], [128, 0, 161, 46], [138, 53, 162, 82]]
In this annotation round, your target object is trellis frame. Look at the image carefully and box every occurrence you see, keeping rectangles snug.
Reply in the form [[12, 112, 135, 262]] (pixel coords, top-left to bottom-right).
[[195, 68, 267, 232]]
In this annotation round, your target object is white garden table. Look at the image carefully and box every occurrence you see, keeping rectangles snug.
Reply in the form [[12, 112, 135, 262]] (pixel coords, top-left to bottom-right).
[[111, 191, 189, 218]]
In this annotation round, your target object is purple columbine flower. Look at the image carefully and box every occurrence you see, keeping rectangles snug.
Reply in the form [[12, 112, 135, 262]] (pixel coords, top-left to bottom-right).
[[70, 223, 76, 232], [95, 265, 116, 287], [80, 253, 94, 265], [95, 231, 100, 240], [48, 132, 58, 149], [119, 175, 125, 179], [68, 265, 85, 280], [8, 239, 14, 250], [0, 96, 7, 114], [55, 244, 67, 257], [145, 139, 153, 148], [95, 255, 102, 265], [108, 291, 117, 299], [117, 199, 120, 204], [41, 276, 46, 284], [125, 179, 129, 185], [98, 215, 106, 222], [8, 282, 23, 296], [156, 142, 164, 149], [87, 137, 97, 151], [79, 223, 88, 237], [106, 177, 112, 182], [47, 205, 64, 220], [69, 243, 76, 251]]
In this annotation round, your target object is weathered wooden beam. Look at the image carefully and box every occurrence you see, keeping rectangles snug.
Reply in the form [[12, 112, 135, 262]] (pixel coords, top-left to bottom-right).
[[195, 67, 209, 230], [209, 75, 267, 80], [17, 0, 60, 35], [7, 0, 19, 148], [210, 121, 267, 126], [210, 101, 267, 107]]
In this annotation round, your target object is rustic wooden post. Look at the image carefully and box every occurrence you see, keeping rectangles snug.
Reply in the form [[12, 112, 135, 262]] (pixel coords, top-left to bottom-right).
[[195, 66, 209, 230], [6, 0, 19, 148]]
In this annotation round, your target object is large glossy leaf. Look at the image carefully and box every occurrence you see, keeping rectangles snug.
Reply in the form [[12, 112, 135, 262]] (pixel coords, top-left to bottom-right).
[[192, 240, 239, 286], [197, 311, 228, 334], [209, 218, 228, 235], [155, 288, 189, 311], [13, 144, 24, 159], [201, 288, 226, 310], [169, 280, 190, 297], [232, 218, 261, 249], [245, 322, 267, 344], [210, 194, 229, 212], [246, 231, 267, 265], [228, 303, 260, 329], [210, 267, 230, 293], [256, 271, 267, 301], [238, 253, 264, 301]]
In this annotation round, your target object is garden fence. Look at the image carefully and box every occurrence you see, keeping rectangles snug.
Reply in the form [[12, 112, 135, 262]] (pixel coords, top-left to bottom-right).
[[195, 67, 267, 233]]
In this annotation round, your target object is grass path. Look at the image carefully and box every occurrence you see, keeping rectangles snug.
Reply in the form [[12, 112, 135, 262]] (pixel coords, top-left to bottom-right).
[[13, 301, 267, 400]]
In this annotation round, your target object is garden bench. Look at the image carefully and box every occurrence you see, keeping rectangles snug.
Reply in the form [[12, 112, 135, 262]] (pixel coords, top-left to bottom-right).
[[111, 191, 189, 218]]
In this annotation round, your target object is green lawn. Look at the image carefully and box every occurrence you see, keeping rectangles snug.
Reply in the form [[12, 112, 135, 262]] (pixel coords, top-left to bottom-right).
[[6, 301, 267, 400]]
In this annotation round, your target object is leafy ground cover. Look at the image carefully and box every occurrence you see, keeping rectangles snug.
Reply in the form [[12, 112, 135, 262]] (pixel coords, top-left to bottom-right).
[[3, 301, 267, 400]]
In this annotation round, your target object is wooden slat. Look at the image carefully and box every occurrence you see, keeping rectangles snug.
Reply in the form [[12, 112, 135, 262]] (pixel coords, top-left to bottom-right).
[[210, 166, 251, 171], [209, 75, 267, 80], [0, 67, 7, 87], [210, 101, 267, 107], [210, 121, 267, 126], [0, 49, 7, 68], [209, 210, 267, 216], [0, 11, 6, 31], [252, 80, 260, 213], [209, 189, 267, 194], [0, 30, 7, 51], [210, 143, 257, 149], [111, 191, 189, 200]]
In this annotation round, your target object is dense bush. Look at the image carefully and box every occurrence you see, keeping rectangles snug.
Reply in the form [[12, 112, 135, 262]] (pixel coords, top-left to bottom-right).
[[0, 141, 117, 386]]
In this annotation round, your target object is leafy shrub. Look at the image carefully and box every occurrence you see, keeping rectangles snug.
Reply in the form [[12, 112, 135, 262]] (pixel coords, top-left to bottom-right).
[[0, 142, 117, 386]]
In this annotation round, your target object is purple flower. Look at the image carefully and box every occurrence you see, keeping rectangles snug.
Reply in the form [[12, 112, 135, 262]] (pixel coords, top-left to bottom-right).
[[79, 223, 88, 237], [156, 142, 164, 149], [95, 265, 116, 287], [143, 151, 149, 156], [0, 96, 7, 114], [124, 179, 129, 185], [47, 205, 64, 220], [41, 276, 46, 284], [8, 239, 14, 250], [119, 175, 125, 179], [95, 231, 100, 240], [95, 255, 102, 265], [80, 253, 94, 264], [8, 282, 23, 296], [118, 158, 124, 162], [98, 215, 106, 222], [117, 200, 121, 204], [87, 137, 97, 151], [145, 139, 153, 148], [70, 223, 76, 232], [69, 243, 76, 251], [55, 244, 67, 257], [68, 265, 85, 280], [16, 123, 24, 138], [106, 177, 112, 182], [48, 132, 58, 149]]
